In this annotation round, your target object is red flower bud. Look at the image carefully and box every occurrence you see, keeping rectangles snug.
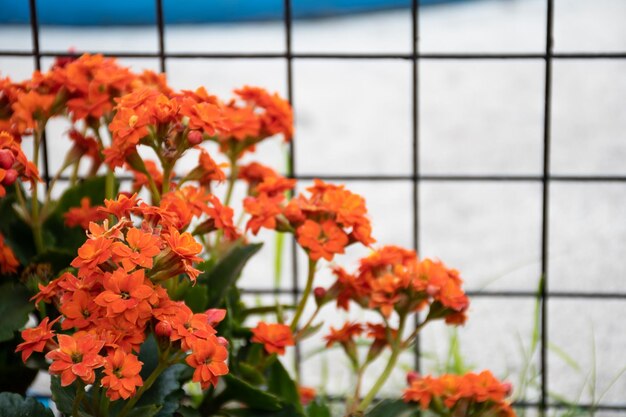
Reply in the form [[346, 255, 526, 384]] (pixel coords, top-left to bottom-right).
[[155, 321, 172, 338], [205, 309, 226, 327], [216, 336, 229, 347], [313, 287, 326, 300], [187, 130, 203, 145], [2, 169, 18, 186], [426, 284, 438, 296], [502, 382, 513, 396], [0, 149, 15, 170], [406, 371, 420, 385]]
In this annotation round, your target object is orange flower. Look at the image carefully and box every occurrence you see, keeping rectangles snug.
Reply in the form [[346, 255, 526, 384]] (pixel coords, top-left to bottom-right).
[[160, 227, 203, 281], [112, 227, 161, 271], [235, 86, 293, 141], [251, 322, 295, 355], [221, 104, 261, 141], [186, 149, 227, 185], [94, 269, 154, 324], [298, 386, 316, 406], [324, 322, 363, 348], [101, 350, 143, 400], [238, 162, 278, 185], [0, 233, 19, 274], [180, 98, 227, 136], [244, 193, 282, 234], [46, 333, 105, 386], [403, 371, 515, 417], [170, 310, 218, 351], [60, 290, 100, 330], [105, 106, 151, 168], [71, 236, 114, 272], [64, 197, 108, 229], [15, 317, 58, 362], [296, 220, 349, 262], [99, 193, 139, 220], [204, 195, 240, 240], [10, 90, 56, 134], [185, 337, 229, 389]]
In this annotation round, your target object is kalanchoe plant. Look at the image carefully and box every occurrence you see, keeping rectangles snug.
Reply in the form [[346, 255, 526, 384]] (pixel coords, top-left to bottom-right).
[[0, 53, 518, 416]]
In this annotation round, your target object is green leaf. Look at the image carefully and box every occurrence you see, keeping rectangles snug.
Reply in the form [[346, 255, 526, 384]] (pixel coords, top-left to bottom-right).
[[31, 248, 75, 275], [296, 322, 323, 342], [222, 374, 282, 411], [0, 392, 54, 417], [0, 186, 37, 265], [0, 282, 35, 342], [136, 364, 189, 417], [365, 399, 418, 417], [125, 405, 161, 417], [198, 243, 263, 308], [174, 406, 202, 417], [306, 399, 331, 417], [50, 376, 90, 415], [183, 284, 210, 313], [266, 359, 302, 414], [226, 404, 304, 417]]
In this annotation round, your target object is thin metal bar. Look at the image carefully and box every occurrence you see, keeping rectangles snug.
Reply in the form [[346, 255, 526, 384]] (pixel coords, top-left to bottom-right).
[[28, 0, 50, 187], [540, 0, 555, 414], [283, 0, 301, 379], [239, 287, 626, 299], [155, 0, 166, 73], [2, 50, 626, 60], [411, 0, 421, 375], [54, 174, 626, 183], [322, 394, 626, 411]]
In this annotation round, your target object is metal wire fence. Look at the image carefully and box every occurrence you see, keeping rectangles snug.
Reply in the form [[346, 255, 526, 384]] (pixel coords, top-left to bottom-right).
[[1, 0, 625, 415]]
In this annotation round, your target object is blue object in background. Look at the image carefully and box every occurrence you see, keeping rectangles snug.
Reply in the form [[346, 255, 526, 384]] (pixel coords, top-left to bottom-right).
[[0, 0, 463, 26]]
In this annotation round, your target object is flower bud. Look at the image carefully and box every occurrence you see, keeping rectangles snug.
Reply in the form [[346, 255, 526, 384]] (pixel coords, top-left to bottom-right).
[[502, 382, 513, 396], [406, 371, 420, 385], [205, 309, 226, 327], [0, 149, 15, 170], [313, 287, 326, 301], [216, 336, 229, 347], [187, 130, 203, 146], [155, 321, 172, 338], [2, 169, 18, 186]]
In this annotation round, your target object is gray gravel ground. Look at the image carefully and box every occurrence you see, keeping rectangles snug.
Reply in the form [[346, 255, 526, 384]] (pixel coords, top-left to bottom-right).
[[1, 0, 625, 411]]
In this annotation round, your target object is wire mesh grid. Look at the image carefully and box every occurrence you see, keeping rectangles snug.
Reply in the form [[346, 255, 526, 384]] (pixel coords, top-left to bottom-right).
[[3, 0, 625, 414]]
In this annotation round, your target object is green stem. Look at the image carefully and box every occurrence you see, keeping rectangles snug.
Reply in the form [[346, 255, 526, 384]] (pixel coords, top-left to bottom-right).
[[161, 162, 172, 195], [31, 128, 44, 254], [14, 183, 29, 223], [356, 317, 407, 413], [105, 169, 115, 200], [290, 258, 317, 332], [72, 381, 85, 417], [223, 155, 238, 207], [295, 304, 321, 340], [117, 360, 169, 417]]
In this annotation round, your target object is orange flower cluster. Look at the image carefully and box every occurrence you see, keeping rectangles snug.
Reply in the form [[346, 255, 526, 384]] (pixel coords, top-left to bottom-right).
[[217, 86, 293, 157], [0, 232, 19, 275], [64, 197, 108, 229], [326, 246, 469, 323], [251, 322, 295, 355], [0, 131, 40, 197], [104, 80, 292, 172], [17, 194, 230, 398], [244, 178, 374, 262], [48, 54, 136, 123], [1, 54, 157, 136], [403, 371, 515, 417]]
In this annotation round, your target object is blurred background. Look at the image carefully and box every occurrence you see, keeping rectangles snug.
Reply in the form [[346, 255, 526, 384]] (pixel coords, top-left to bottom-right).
[[1, 0, 625, 415]]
